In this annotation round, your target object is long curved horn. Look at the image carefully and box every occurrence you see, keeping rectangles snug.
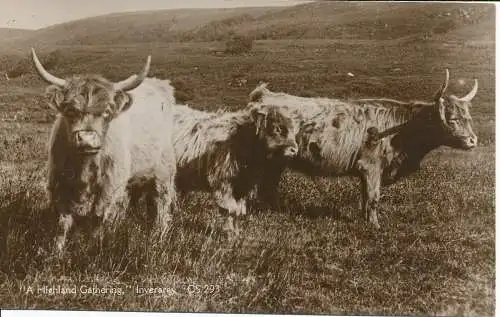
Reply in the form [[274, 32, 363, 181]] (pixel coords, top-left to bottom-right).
[[459, 79, 478, 102], [439, 68, 450, 94], [434, 68, 450, 101], [113, 55, 151, 92], [31, 48, 67, 87]]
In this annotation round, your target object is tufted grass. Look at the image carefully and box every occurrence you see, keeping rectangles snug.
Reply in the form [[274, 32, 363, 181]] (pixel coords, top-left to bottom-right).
[[0, 38, 494, 315]]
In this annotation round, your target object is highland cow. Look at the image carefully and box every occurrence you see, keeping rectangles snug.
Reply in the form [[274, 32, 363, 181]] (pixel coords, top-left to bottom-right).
[[171, 103, 299, 237], [32, 49, 177, 255], [248, 69, 478, 228]]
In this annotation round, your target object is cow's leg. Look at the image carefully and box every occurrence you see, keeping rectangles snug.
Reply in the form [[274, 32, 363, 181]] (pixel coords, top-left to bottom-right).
[[105, 189, 129, 225], [92, 179, 129, 242], [221, 207, 245, 240], [150, 170, 176, 239], [213, 184, 246, 239], [54, 209, 74, 257], [231, 199, 246, 237], [357, 157, 382, 229], [361, 172, 380, 229]]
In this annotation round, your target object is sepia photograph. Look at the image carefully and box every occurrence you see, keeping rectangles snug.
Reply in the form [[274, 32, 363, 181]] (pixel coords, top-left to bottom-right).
[[0, 1, 495, 316]]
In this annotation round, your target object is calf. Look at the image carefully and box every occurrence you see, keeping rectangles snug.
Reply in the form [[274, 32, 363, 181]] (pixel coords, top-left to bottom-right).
[[172, 104, 299, 236]]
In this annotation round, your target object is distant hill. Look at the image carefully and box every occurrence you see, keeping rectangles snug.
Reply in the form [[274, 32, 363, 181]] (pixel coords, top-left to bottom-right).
[[0, 28, 33, 43], [181, 2, 495, 42], [0, 2, 494, 53], [0, 7, 281, 52]]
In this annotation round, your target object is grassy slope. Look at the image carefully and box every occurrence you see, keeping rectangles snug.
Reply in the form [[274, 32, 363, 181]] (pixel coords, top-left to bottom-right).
[[0, 2, 495, 316]]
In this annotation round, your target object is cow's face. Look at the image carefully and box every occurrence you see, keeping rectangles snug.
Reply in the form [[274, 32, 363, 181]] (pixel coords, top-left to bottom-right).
[[46, 79, 133, 155], [252, 105, 298, 158], [437, 96, 477, 150], [31, 49, 151, 156], [434, 70, 478, 150]]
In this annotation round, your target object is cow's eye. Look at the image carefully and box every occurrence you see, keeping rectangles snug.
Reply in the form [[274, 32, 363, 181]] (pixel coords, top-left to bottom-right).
[[279, 125, 288, 134], [65, 109, 79, 118], [273, 125, 282, 134]]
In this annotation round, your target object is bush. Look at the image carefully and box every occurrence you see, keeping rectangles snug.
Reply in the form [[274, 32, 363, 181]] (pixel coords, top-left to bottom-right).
[[7, 58, 31, 78], [42, 49, 62, 71], [225, 35, 253, 55], [433, 19, 458, 34]]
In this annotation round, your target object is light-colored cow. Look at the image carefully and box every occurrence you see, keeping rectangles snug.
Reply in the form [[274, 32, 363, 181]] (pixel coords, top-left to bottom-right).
[[248, 70, 478, 228], [171, 103, 299, 237], [32, 49, 177, 255]]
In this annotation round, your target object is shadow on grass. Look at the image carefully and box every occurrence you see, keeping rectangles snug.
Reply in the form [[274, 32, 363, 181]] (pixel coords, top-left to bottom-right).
[[0, 184, 233, 280], [248, 198, 352, 223]]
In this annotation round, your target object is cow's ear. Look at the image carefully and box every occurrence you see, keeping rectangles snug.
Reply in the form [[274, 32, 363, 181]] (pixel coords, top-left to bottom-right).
[[251, 107, 267, 135], [114, 91, 133, 114], [45, 85, 64, 112]]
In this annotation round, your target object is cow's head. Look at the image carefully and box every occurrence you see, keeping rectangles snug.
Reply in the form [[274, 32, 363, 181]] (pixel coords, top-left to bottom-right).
[[32, 49, 151, 155], [251, 105, 298, 158], [433, 69, 478, 150]]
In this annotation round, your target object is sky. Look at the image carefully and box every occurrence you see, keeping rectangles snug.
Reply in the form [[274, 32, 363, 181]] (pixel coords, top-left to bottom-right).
[[0, 0, 313, 29]]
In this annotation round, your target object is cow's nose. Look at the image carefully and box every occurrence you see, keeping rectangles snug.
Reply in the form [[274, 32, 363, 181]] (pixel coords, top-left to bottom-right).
[[74, 131, 101, 150], [284, 146, 298, 157], [467, 135, 478, 148]]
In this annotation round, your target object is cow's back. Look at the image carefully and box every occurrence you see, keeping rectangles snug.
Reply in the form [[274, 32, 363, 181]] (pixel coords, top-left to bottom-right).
[[171, 104, 225, 167], [104, 78, 176, 175], [247, 90, 408, 174]]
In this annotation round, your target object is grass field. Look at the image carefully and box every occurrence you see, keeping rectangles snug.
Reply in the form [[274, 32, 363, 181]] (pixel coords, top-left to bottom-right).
[[0, 34, 495, 316]]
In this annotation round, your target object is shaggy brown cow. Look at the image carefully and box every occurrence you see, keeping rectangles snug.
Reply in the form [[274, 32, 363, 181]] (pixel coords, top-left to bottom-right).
[[248, 70, 478, 228], [172, 103, 299, 237], [33, 49, 177, 255]]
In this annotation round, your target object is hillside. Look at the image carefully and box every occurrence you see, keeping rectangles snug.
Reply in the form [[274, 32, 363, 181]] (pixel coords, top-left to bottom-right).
[[183, 2, 495, 41], [0, 2, 494, 54]]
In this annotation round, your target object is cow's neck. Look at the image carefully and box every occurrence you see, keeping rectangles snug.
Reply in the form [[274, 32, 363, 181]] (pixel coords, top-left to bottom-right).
[[65, 153, 101, 194], [232, 119, 268, 168], [223, 117, 269, 199], [382, 106, 442, 184]]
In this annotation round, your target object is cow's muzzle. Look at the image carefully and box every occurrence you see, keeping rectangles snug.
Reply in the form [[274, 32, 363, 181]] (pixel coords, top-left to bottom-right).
[[73, 131, 102, 154], [283, 144, 299, 157], [463, 134, 478, 150]]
